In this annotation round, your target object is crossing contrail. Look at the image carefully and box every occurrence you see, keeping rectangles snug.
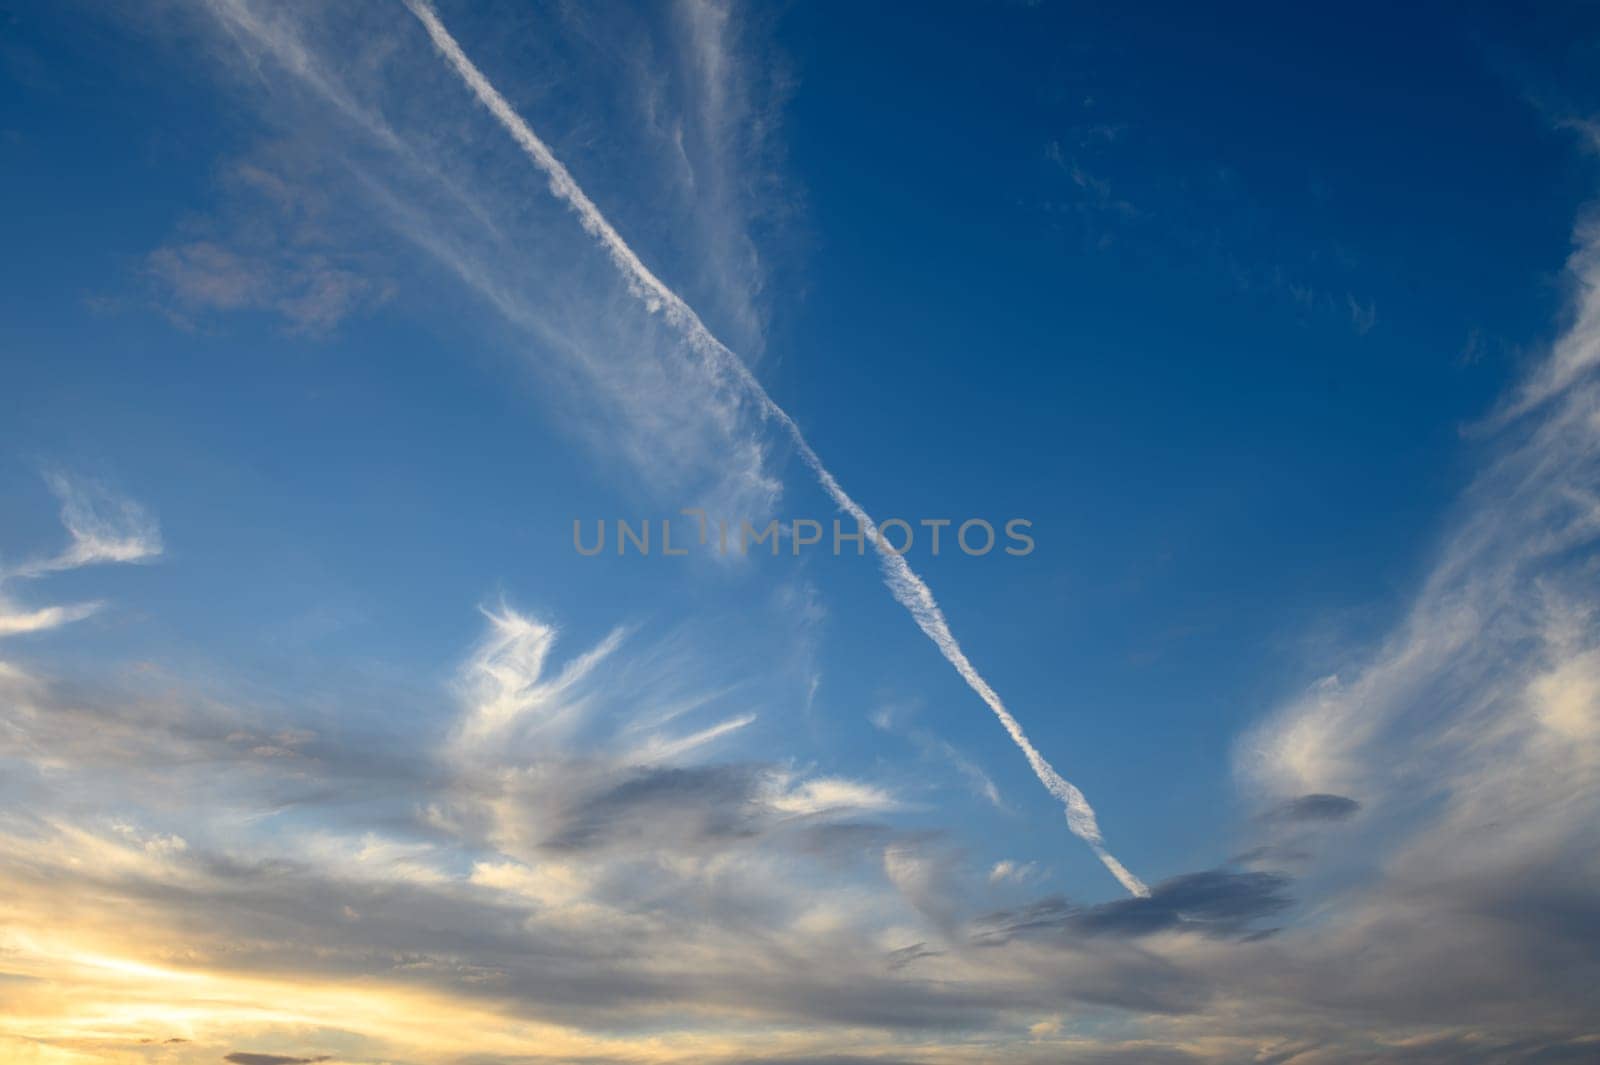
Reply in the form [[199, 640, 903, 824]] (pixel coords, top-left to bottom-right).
[[403, 0, 1147, 897]]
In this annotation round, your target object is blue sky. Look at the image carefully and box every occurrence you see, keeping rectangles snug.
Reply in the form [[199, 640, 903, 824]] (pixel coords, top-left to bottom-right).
[[4, 2, 1600, 1063]]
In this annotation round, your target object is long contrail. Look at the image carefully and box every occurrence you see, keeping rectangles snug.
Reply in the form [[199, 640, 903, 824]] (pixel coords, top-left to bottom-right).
[[402, 0, 1147, 897]]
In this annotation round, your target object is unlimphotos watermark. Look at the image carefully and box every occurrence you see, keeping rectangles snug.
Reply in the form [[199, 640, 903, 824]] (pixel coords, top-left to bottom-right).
[[574, 510, 1034, 558]]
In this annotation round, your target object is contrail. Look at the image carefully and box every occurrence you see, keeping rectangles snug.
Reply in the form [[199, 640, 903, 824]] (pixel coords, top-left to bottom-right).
[[403, 0, 1148, 897]]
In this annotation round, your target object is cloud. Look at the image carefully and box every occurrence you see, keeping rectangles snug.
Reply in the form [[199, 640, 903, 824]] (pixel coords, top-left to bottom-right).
[[973, 870, 1292, 943], [1347, 293, 1377, 335], [440, 604, 901, 864], [1, 541, 1591, 1062], [0, 474, 158, 641], [224, 1054, 331, 1065], [872, 704, 1005, 809], [1045, 139, 1139, 219], [142, 149, 394, 335], [538, 763, 767, 851], [988, 859, 1038, 884], [1496, 186, 1600, 419], [767, 776, 899, 817], [450, 603, 627, 755], [147, 239, 381, 334], [169, 0, 785, 518], [5, 472, 161, 579], [0, 599, 1072, 1053], [1272, 793, 1361, 822], [883, 942, 942, 971], [0, 600, 101, 638], [1214, 137, 1600, 1061]]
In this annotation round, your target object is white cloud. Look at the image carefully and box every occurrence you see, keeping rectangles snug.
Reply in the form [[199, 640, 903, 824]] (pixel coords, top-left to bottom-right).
[[0, 600, 101, 638], [6, 472, 161, 580], [451, 603, 627, 755], [0, 474, 158, 641], [767, 775, 898, 816], [988, 859, 1038, 884]]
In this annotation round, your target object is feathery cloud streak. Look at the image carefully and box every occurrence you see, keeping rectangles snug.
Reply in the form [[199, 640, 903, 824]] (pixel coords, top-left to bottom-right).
[[0, 474, 161, 640], [4, 473, 161, 581], [402, 0, 1146, 896]]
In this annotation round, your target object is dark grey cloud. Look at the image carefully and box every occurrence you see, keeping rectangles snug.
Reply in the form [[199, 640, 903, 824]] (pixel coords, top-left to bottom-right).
[[720, 1058, 933, 1065], [1077, 870, 1293, 936], [711, 1050, 1207, 1065], [884, 942, 942, 970], [224, 1054, 331, 1065], [973, 870, 1293, 944], [1004, 1051, 1202, 1065], [1274, 793, 1361, 823], [541, 764, 766, 852]]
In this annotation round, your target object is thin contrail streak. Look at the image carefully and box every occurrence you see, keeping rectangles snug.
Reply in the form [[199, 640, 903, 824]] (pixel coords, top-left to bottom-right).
[[402, 0, 1148, 897]]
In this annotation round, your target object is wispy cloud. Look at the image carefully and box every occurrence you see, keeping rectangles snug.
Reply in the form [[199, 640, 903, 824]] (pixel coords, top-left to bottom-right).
[[141, 150, 394, 335], [1216, 160, 1600, 1059], [450, 603, 628, 755], [1270, 792, 1361, 823], [176, 0, 787, 519], [1347, 293, 1377, 336], [0, 473, 159, 640], [971, 868, 1291, 943], [0, 600, 101, 638], [146, 238, 383, 335], [988, 859, 1038, 884], [5, 472, 161, 580], [1496, 195, 1600, 420], [872, 701, 1005, 809], [2, 600, 1062, 1059], [1040, 98, 1379, 336]]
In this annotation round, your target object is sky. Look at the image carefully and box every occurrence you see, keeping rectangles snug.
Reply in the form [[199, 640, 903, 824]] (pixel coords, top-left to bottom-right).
[[2, 1, 1600, 1062]]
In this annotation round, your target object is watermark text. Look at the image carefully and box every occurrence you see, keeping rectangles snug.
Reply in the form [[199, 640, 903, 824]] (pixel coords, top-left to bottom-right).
[[573, 511, 1034, 558]]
